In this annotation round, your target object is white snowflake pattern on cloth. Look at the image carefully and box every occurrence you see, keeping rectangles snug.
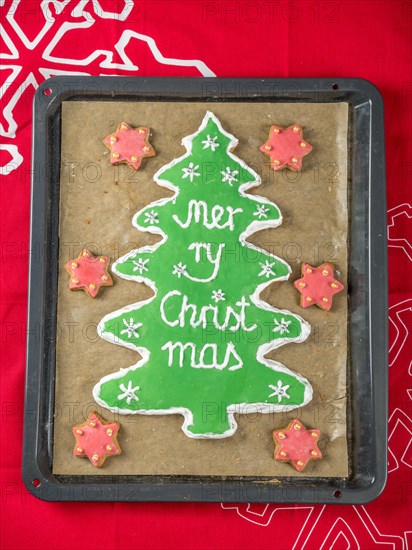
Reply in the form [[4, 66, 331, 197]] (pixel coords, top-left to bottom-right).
[[201, 135, 220, 151], [273, 318, 292, 335], [253, 204, 270, 219], [258, 260, 276, 278], [144, 210, 159, 224], [182, 162, 201, 182], [132, 258, 149, 274], [120, 318, 142, 339], [117, 381, 140, 405], [172, 262, 187, 278], [221, 167, 239, 186], [211, 289, 226, 302], [0, 0, 215, 176], [268, 381, 290, 403]]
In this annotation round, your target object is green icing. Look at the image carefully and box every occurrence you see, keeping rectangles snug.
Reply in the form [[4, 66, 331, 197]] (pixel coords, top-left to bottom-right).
[[93, 112, 312, 438]]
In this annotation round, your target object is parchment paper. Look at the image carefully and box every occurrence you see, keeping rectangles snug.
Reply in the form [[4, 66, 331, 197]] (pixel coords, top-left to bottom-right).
[[53, 101, 349, 477]]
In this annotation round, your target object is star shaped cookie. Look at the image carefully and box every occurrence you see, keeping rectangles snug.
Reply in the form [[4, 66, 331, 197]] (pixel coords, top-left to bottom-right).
[[273, 419, 322, 472], [260, 124, 313, 171], [72, 411, 121, 468], [293, 263, 344, 311], [65, 248, 113, 298], [104, 122, 156, 170]]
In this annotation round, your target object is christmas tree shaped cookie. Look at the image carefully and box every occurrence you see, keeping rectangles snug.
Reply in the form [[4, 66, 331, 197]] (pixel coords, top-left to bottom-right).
[[93, 112, 312, 439]]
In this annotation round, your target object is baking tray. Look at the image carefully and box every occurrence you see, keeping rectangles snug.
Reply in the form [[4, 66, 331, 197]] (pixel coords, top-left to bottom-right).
[[23, 77, 387, 503]]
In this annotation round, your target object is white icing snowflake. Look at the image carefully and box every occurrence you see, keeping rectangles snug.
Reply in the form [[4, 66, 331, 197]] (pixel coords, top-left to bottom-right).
[[118, 381, 140, 405], [211, 289, 226, 303], [268, 381, 291, 403], [253, 204, 270, 219], [132, 258, 149, 274], [273, 318, 292, 335], [120, 318, 143, 339], [182, 162, 201, 182], [258, 260, 276, 278], [172, 262, 187, 278], [201, 135, 220, 151], [144, 210, 159, 225], [221, 167, 239, 186]]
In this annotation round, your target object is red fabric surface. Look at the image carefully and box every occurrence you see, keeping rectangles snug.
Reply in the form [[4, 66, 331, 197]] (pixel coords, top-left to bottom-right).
[[1, 1, 411, 548]]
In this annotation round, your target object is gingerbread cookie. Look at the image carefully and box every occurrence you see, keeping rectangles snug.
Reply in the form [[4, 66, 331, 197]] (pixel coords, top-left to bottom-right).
[[294, 263, 344, 311], [104, 122, 155, 170], [259, 124, 313, 171], [273, 418, 322, 472], [65, 248, 113, 298], [72, 411, 121, 468], [93, 112, 312, 440]]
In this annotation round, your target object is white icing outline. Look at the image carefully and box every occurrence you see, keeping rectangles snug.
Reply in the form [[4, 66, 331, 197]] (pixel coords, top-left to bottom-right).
[[93, 111, 312, 439]]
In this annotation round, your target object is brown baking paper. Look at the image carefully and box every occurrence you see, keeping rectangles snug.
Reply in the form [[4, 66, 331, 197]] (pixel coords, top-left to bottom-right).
[[53, 101, 349, 477]]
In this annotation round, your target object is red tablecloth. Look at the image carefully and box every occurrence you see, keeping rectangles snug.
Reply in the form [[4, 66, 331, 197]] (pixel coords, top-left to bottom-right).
[[1, 1, 411, 548]]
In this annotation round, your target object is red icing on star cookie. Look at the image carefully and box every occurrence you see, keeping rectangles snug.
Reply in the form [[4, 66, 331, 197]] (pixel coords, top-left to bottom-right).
[[72, 411, 121, 468], [104, 122, 156, 170], [65, 248, 113, 298], [273, 418, 322, 472], [293, 263, 344, 311], [259, 124, 313, 171]]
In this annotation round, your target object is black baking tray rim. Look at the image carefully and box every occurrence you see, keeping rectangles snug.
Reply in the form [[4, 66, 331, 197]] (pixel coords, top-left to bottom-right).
[[23, 76, 387, 503]]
